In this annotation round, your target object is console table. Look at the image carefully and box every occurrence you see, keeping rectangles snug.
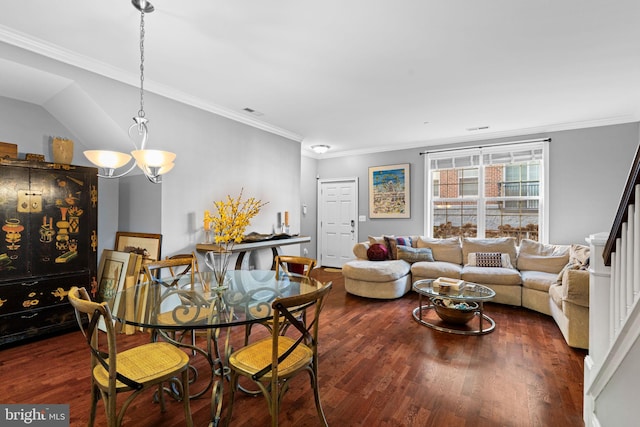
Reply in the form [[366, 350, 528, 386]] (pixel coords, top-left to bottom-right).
[[196, 235, 311, 269]]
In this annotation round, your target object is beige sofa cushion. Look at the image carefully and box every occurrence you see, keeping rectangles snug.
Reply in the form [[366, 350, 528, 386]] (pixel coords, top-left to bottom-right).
[[411, 260, 462, 279], [342, 259, 411, 282], [416, 237, 462, 265], [521, 270, 557, 292], [461, 266, 522, 286], [517, 239, 570, 274], [549, 283, 563, 308], [462, 237, 517, 266]]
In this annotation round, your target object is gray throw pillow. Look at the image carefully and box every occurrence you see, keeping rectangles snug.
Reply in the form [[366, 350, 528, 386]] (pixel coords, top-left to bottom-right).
[[396, 245, 434, 263]]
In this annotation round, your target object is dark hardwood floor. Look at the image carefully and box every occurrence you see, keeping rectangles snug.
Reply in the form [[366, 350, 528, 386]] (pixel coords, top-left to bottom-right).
[[1, 268, 586, 426]]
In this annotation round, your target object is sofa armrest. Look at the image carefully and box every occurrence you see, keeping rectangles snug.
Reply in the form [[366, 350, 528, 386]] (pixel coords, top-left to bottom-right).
[[353, 242, 370, 259], [562, 269, 589, 308]]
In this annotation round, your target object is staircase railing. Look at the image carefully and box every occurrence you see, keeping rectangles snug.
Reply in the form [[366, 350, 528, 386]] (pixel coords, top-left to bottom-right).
[[585, 142, 640, 426]]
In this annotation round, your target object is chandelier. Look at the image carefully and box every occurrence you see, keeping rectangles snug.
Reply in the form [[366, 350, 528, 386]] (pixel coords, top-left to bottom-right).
[[84, 0, 175, 184]]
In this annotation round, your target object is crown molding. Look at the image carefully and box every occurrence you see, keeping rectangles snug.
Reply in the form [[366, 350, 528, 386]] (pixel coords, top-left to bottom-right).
[[317, 114, 640, 159]]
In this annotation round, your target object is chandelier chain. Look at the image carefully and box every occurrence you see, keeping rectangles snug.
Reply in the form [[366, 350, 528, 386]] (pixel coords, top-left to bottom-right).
[[138, 11, 146, 118]]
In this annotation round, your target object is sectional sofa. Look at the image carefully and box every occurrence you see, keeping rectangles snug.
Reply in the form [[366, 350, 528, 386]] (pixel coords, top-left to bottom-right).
[[342, 236, 590, 349]]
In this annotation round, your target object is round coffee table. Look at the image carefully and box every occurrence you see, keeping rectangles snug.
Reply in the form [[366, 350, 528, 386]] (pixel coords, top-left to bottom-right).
[[412, 279, 496, 335]]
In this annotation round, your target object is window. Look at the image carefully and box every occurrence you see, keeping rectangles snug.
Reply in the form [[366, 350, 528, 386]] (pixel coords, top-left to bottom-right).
[[426, 141, 547, 243]]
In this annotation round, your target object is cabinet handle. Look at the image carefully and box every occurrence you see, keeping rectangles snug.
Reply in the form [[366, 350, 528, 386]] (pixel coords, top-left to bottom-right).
[[20, 313, 38, 319], [21, 281, 39, 287]]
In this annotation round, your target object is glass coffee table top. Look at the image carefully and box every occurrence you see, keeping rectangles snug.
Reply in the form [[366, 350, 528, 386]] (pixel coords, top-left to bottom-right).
[[413, 279, 496, 301], [412, 278, 496, 335]]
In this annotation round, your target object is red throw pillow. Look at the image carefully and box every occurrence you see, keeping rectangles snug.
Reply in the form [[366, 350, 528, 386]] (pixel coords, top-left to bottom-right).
[[367, 243, 388, 261]]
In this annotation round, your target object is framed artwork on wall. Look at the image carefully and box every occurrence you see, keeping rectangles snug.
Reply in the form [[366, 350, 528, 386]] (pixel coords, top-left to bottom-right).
[[368, 163, 410, 218], [114, 232, 162, 263]]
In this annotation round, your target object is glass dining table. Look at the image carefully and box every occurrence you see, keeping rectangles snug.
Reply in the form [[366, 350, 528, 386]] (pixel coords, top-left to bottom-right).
[[111, 269, 325, 427]]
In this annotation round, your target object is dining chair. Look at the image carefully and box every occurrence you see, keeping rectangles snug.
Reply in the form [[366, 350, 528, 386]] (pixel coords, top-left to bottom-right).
[[274, 255, 317, 278], [225, 281, 333, 427], [244, 256, 317, 345], [167, 252, 201, 280], [68, 286, 193, 427], [142, 256, 207, 344], [143, 256, 198, 290]]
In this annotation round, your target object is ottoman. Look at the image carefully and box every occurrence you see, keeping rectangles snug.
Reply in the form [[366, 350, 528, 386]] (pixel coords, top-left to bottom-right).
[[342, 259, 412, 299]]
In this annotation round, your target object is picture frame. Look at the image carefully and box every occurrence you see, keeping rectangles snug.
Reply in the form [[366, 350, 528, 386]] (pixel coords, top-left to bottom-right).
[[369, 163, 410, 218], [114, 231, 162, 263], [97, 250, 132, 303], [96, 249, 142, 332]]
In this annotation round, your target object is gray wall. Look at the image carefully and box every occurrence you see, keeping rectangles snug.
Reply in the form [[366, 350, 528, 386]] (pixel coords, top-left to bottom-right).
[[0, 37, 305, 262], [316, 123, 640, 245], [300, 155, 319, 259]]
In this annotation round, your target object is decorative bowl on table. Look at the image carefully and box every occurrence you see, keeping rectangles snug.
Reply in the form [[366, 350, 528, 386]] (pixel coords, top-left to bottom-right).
[[433, 298, 478, 324]]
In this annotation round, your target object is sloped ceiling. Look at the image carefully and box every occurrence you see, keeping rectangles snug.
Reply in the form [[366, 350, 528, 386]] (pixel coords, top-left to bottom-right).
[[0, 0, 639, 157]]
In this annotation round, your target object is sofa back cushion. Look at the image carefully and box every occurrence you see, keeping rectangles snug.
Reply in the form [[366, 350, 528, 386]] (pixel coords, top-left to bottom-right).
[[517, 239, 570, 274], [416, 237, 462, 264], [462, 237, 517, 268]]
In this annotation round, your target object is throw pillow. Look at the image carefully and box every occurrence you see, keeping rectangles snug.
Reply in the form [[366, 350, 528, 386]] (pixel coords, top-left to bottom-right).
[[462, 237, 517, 267], [384, 235, 414, 259], [367, 243, 388, 261], [467, 252, 513, 268], [396, 245, 434, 263]]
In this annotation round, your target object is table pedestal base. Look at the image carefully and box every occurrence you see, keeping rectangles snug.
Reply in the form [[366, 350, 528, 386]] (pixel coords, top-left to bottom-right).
[[412, 300, 495, 335]]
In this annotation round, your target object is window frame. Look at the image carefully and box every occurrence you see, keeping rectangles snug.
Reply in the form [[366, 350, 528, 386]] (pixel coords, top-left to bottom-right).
[[424, 140, 549, 243]]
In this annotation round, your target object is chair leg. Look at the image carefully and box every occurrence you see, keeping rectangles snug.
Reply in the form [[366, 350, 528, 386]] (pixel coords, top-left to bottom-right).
[[181, 368, 194, 427], [106, 393, 118, 427], [88, 383, 99, 427], [157, 383, 166, 412], [309, 367, 328, 427], [270, 377, 279, 427]]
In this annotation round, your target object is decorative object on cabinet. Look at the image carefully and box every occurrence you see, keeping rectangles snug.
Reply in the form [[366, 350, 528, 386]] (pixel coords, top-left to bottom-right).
[[83, 1, 176, 183], [0, 158, 98, 346], [51, 137, 74, 164], [25, 153, 45, 162], [0, 142, 18, 159]]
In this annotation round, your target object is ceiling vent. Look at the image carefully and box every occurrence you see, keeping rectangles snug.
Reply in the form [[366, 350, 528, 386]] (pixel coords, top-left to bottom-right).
[[243, 107, 264, 116]]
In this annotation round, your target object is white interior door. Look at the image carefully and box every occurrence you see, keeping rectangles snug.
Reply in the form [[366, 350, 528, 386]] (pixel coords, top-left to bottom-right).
[[317, 178, 358, 268]]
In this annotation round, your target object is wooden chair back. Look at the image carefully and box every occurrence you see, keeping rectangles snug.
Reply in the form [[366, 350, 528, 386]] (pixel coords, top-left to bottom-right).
[[274, 255, 316, 278]]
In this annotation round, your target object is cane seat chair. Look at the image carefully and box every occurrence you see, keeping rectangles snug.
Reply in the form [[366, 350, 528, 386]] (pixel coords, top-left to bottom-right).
[[166, 252, 200, 281], [68, 286, 193, 427], [142, 256, 208, 344], [245, 256, 317, 344], [225, 281, 333, 427]]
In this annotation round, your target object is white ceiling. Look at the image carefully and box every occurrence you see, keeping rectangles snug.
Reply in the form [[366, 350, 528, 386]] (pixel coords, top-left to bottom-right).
[[0, 0, 639, 157]]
